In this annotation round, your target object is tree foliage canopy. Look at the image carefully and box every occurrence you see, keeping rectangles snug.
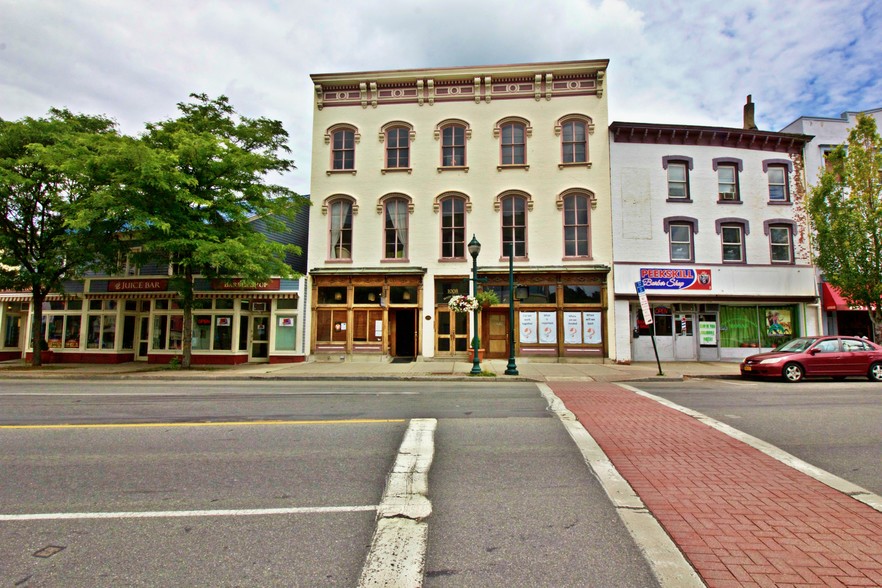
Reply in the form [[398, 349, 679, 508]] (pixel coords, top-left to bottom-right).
[[0, 109, 131, 364], [112, 93, 309, 367], [807, 113, 882, 340]]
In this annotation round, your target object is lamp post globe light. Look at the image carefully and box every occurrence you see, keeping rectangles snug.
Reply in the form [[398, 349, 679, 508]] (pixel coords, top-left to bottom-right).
[[468, 234, 482, 375]]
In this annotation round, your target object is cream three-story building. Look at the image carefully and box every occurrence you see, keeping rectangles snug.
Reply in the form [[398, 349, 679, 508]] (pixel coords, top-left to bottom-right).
[[306, 60, 614, 362]]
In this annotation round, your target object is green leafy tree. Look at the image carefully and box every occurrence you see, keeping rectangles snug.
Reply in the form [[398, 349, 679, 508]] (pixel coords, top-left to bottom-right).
[[113, 94, 308, 368], [0, 110, 130, 366], [808, 114, 882, 342]]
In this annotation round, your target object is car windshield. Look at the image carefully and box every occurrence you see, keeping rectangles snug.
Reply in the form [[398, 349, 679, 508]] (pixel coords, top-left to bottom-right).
[[774, 338, 816, 353]]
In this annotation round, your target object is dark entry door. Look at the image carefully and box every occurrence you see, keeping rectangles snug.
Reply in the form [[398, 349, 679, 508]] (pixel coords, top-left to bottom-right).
[[393, 309, 417, 358]]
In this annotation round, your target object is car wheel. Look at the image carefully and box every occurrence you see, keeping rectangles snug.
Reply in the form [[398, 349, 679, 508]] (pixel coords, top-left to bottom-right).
[[869, 362, 882, 382], [783, 362, 804, 383]]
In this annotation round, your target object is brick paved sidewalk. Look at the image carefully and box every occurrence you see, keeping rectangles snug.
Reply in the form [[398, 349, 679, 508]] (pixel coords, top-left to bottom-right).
[[549, 382, 882, 588]]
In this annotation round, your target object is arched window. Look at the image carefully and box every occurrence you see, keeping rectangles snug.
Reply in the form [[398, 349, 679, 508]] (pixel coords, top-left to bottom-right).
[[382, 197, 410, 260], [441, 124, 466, 167], [381, 122, 414, 170], [561, 120, 587, 164], [324, 124, 359, 172], [440, 195, 466, 259], [563, 193, 591, 257], [327, 198, 354, 260], [331, 128, 355, 170], [501, 194, 528, 257]]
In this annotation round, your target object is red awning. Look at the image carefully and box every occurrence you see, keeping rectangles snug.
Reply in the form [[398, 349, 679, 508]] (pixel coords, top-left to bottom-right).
[[821, 283, 867, 311]]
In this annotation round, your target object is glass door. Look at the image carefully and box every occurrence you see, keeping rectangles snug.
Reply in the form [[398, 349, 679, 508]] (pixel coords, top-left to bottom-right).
[[250, 315, 269, 361], [435, 309, 469, 356], [135, 316, 150, 361]]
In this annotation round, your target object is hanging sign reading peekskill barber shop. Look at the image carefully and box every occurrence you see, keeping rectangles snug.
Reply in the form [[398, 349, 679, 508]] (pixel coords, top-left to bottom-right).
[[639, 268, 712, 290]]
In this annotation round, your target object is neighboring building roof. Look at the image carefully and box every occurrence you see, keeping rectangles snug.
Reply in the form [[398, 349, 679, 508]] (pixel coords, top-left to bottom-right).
[[780, 106, 882, 131], [609, 121, 812, 153]]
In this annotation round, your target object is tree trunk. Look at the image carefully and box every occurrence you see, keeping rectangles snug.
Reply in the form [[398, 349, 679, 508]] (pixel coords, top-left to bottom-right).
[[30, 288, 47, 367], [181, 269, 194, 369], [872, 308, 882, 344]]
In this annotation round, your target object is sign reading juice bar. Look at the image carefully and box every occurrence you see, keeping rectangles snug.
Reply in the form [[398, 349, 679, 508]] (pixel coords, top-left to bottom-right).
[[639, 268, 712, 290]]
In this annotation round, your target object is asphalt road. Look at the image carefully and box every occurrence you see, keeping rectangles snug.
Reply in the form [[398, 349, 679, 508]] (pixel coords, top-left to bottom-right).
[[632, 377, 882, 496], [0, 380, 659, 587]]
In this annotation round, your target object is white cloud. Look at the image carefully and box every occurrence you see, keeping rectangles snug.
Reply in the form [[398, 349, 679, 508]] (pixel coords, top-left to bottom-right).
[[1, 0, 880, 193]]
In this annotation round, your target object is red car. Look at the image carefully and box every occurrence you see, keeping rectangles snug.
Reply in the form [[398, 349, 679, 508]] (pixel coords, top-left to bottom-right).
[[740, 336, 882, 383]]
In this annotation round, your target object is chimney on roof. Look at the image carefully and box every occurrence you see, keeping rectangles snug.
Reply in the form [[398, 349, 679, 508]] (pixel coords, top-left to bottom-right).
[[743, 95, 757, 130]]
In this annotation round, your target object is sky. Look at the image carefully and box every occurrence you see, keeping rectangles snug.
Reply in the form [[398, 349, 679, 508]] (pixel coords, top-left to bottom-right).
[[2, 0, 880, 194]]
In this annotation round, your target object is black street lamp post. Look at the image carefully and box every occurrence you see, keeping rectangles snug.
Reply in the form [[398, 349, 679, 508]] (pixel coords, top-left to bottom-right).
[[468, 235, 482, 375], [505, 243, 518, 375]]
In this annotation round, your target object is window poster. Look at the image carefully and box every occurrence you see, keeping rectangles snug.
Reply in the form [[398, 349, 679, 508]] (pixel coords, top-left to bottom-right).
[[278, 317, 294, 327], [538, 311, 557, 344], [519, 311, 538, 343], [583, 312, 602, 344], [699, 321, 717, 345], [564, 312, 582, 344], [217, 317, 231, 327], [374, 320, 383, 339]]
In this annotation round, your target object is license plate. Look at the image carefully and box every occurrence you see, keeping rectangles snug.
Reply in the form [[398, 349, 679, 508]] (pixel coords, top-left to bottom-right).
[[743, 365, 752, 371]]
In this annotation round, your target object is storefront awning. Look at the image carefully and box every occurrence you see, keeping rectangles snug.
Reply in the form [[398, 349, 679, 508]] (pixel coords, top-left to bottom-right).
[[821, 283, 866, 311]]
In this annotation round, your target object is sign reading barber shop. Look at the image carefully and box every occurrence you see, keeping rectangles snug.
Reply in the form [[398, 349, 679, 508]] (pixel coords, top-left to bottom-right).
[[639, 268, 712, 290]]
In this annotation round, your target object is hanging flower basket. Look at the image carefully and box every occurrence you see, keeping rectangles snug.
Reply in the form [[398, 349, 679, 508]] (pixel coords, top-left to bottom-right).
[[448, 294, 479, 313]]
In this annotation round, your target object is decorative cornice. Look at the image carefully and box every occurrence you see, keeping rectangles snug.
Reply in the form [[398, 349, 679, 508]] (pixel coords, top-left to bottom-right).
[[311, 60, 608, 109], [610, 122, 812, 154]]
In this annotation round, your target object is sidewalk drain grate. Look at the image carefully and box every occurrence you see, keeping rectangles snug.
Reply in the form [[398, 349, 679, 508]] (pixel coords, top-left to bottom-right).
[[33, 545, 65, 558]]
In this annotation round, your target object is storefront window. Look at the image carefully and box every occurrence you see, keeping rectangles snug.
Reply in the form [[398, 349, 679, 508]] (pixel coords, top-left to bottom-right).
[[214, 316, 233, 350], [653, 306, 673, 336], [193, 315, 212, 350], [153, 315, 168, 349], [275, 315, 297, 351], [562, 285, 601, 303], [3, 314, 21, 348], [87, 315, 115, 349], [719, 305, 798, 348], [390, 286, 417, 304], [318, 287, 347, 304], [215, 298, 234, 310], [354, 287, 383, 305], [520, 286, 553, 303]]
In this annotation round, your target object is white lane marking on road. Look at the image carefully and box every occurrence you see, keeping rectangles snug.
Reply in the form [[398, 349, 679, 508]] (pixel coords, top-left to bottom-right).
[[0, 505, 377, 521], [620, 383, 882, 513], [537, 384, 705, 588], [358, 417, 437, 588]]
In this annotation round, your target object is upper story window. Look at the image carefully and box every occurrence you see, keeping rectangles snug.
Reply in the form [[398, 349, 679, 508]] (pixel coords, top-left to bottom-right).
[[763, 159, 793, 203], [380, 122, 414, 172], [662, 156, 693, 201], [440, 124, 466, 167], [562, 191, 592, 258], [439, 195, 467, 259], [561, 122, 586, 164], [501, 123, 525, 165], [494, 117, 531, 169], [764, 219, 797, 264], [663, 216, 698, 262], [500, 193, 528, 258], [716, 218, 749, 263], [324, 124, 359, 174], [713, 158, 743, 202], [332, 129, 355, 170], [769, 226, 793, 263], [381, 195, 411, 261], [556, 115, 593, 168], [325, 196, 355, 260]]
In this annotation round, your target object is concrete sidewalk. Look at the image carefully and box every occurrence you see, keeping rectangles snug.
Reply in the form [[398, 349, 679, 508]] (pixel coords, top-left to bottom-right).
[[549, 381, 882, 587], [0, 357, 742, 382]]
